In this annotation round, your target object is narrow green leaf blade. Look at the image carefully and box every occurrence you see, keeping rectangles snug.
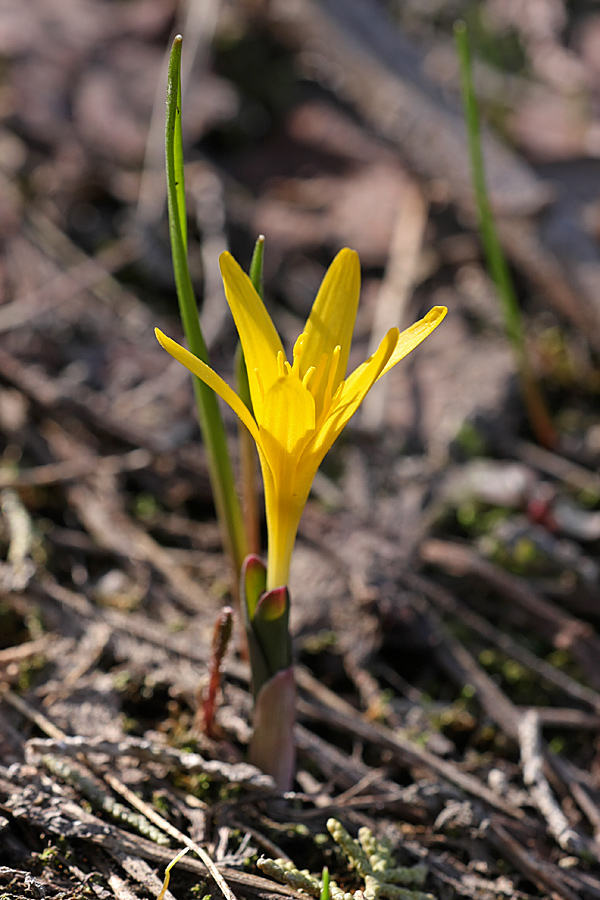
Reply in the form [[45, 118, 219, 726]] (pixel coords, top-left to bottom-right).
[[164, 35, 247, 573], [249, 234, 265, 300], [166, 35, 187, 255], [454, 21, 524, 356]]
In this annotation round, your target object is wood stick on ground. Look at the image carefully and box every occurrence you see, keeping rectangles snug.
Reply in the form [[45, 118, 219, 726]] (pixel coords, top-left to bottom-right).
[[296, 669, 525, 819], [420, 538, 600, 690], [488, 818, 582, 900], [267, 0, 547, 216], [549, 753, 600, 843], [513, 440, 600, 497], [0, 449, 151, 489], [295, 724, 429, 822], [519, 709, 592, 858], [264, 0, 600, 344], [42, 422, 215, 613], [1, 687, 241, 900], [0, 768, 300, 898], [0, 229, 137, 336], [402, 569, 600, 713], [413, 593, 522, 740]]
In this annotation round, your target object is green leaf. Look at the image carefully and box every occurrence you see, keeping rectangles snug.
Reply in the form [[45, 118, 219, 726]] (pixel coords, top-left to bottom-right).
[[454, 21, 524, 356], [165, 35, 247, 574], [455, 21, 556, 448], [252, 586, 292, 677], [240, 556, 292, 695], [241, 554, 267, 621], [167, 37, 187, 256], [320, 868, 330, 900], [249, 234, 265, 300], [255, 586, 287, 623], [241, 555, 270, 694]]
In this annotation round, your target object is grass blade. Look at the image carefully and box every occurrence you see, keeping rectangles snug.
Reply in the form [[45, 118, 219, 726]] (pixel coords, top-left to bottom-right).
[[455, 22, 556, 448]]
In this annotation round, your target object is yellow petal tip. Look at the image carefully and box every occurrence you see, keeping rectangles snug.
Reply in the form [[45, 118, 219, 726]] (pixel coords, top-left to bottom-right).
[[428, 305, 448, 322], [218, 250, 237, 273], [336, 247, 360, 271]]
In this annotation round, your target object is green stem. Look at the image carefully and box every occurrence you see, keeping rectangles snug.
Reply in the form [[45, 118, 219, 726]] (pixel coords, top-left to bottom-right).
[[165, 36, 248, 574], [455, 22, 556, 449]]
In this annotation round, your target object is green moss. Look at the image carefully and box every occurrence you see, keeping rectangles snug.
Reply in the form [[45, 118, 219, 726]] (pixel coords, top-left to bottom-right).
[[578, 487, 600, 508], [478, 648, 496, 668], [38, 844, 61, 863], [152, 791, 171, 814], [133, 492, 159, 521], [548, 736, 565, 755], [456, 501, 477, 528], [501, 660, 526, 683], [301, 630, 338, 654], [547, 649, 571, 669], [454, 422, 488, 457]]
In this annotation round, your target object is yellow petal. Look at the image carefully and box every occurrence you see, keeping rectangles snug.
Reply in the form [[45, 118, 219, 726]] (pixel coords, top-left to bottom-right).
[[155, 328, 260, 444], [257, 377, 316, 590], [258, 375, 315, 490], [300, 248, 360, 394], [378, 305, 447, 378], [219, 252, 285, 415], [306, 327, 398, 464]]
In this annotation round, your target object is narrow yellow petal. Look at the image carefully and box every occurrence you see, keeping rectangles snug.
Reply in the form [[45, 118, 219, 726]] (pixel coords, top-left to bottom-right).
[[378, 305, 447, 378], [306, 327, 398, 464], [257, 377, 316, 590], [155, 328, 260, 444], [258, 376, 315, 489], [219, 252, 285, 414], [300, 248, 360, 393]]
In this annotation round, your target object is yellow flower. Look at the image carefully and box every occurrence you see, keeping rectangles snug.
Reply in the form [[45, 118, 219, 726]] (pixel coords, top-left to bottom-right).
[[156, 249, 446, 590]]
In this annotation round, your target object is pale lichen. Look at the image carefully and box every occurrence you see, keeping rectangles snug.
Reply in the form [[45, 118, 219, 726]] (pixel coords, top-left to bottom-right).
[[257, 818, 435, 900]]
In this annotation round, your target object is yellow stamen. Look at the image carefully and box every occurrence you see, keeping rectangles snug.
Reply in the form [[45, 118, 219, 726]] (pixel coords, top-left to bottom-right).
[[292, 333, 306, 375], [307, 352, 328, 402], [302, 366, 316, 389], [277, 351, 286, 378], [323, 345, 341, 408]]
